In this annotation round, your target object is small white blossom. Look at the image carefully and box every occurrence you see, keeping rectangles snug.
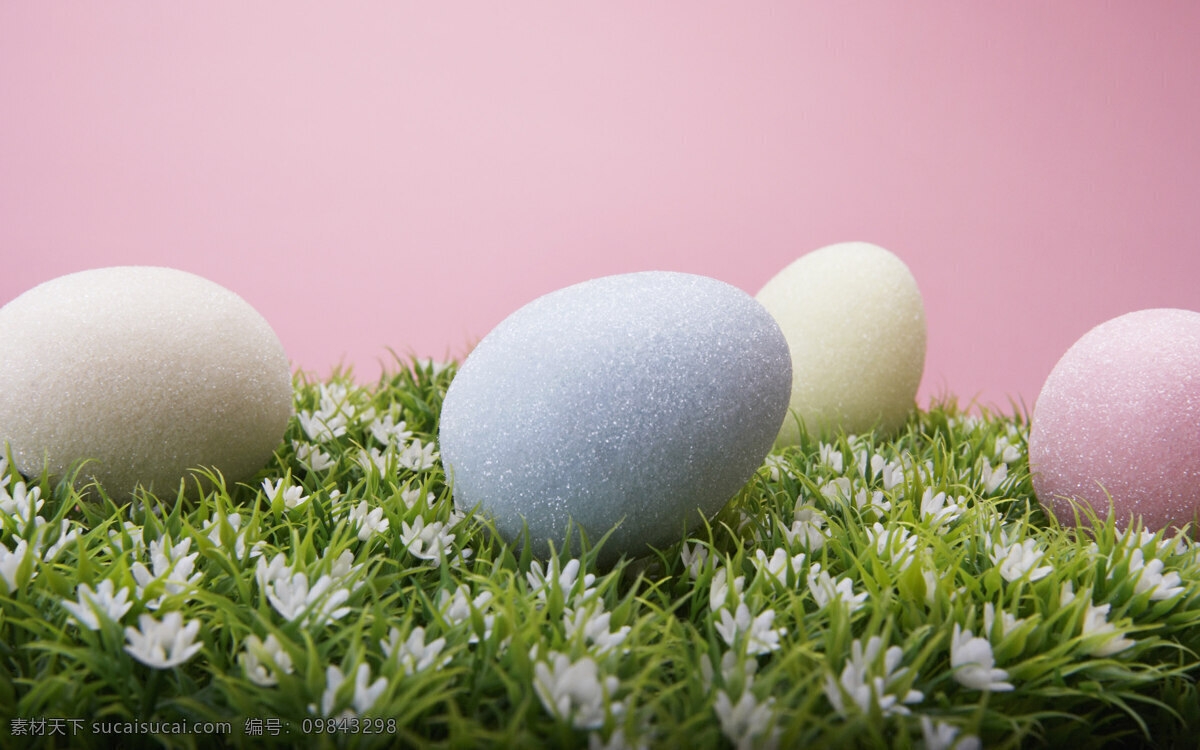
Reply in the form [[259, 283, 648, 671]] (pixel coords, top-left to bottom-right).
[[818, 443, 844, 473], [396, 439, 439, 472], [1125, 549, 1185, 601], [950, 624, 1013, 691], [203, 512, 258, 561], [823, 635, 923, 717], [989, 538, 1052, 583], [382, 626, 448, 675], [762, 455, 794, 482], [1080, 601, 1135, 657], [292, 440, 335, 472], [714, 603, 785, 655], [866, 522, 918, 570], [588, 728, 647, 750], [714, 688, 776, 750], [255, 552, 291, 590], [527, 558, 597, 609], [438, 585, 495, 642], [349, 501, 390, 541], [369, 413, 413, 446], [400, 517, 463, 564], [565, 605, 631, 655], [261, 477, 310, 510], [123, 611, 203, 669], [297, 410, 348, 443], [920, 489, 965, 528], [920, 716, 981, 750], [356, 447, 392, 476], [399, 486, 437, 510], [701, 650, 758, 691], [266, 572, 352, 627], [820, 478, 853, 504], [680, 542, 710, 579], [241, 633, 294, 686], [982, 602, 1026, 641], [784, 506, 828, 551], [328, 548, 365, 585], [709, 568, 746, 612], [808, 563, 868, 612], [994, 436, 1023, 465], [853, 488, 892, 517], [62, 580, 133, 630], [0, 482, 43, 535], [978, 457, 1008, 494], [751, 548, 805, 584], [107, 522, 147, 556], [314, 663, 388, 717], [37, 519, 80, 562], [533, 651, 622, 729], [131, 537, 201, 609]]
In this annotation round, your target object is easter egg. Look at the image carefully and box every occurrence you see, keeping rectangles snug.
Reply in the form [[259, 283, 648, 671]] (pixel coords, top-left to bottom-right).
[[438, 271, 791, 563], [0, 266, 293, 498], [755, 241, 926, 443], [1029, 308, 1200, 532]]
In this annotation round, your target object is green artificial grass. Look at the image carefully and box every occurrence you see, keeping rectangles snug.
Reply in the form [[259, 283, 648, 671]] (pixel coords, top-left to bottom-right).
[[2, 357, 1200, 749]]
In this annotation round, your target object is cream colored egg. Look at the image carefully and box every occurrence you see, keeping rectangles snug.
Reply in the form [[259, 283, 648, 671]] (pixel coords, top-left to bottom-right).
[[756, 242, 926, 443], [0, 266, 293, 498]]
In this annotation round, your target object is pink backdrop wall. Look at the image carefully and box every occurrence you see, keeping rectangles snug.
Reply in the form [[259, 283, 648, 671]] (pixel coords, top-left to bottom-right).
[[3, 3, 1199, 413]]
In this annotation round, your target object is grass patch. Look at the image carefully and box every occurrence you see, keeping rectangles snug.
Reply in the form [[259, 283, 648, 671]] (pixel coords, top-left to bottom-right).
[[2, 357, 1199, 749]]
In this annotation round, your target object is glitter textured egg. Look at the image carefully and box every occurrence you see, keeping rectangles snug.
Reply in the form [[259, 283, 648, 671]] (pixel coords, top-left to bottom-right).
[[1030, 308, 1200, 532], [755, 241, 926, 443], [438, 271, 792, 563], [0, 266, 293, 498]]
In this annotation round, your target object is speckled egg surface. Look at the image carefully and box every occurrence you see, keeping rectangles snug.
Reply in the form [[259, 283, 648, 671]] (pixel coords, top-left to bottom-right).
[[0, 266, 293, 498], [755, 241, 926, 443], [1029, 308, 1200, 532], [438, 271, 792, 563]]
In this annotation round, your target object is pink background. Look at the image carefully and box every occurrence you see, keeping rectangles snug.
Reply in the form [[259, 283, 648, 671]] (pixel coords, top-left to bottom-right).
[[3, 3, 1199, 412]]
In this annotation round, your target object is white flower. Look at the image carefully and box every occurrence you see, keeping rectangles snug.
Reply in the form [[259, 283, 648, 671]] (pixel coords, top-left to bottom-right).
[[762, 455, 794, 482], [0, 455, 8, 489], [255, 552, 291, 590], [784, 506, 827, 551], [0, 482, 43, 535], [108, 522, 147, 556], [989, 538, 1052, 583], [123, 611, 203, 669], [527, 558, 597, 609], [1125, 549, 1185, 601], [315, 664, 388, 717], [297, 409, 348, 443], [266, 572, 352, 627], [327, 549, 364, 585], [751, 548, 805, 584], [714, 689, 775, 750], [866, 522, 918, 570], [820, 478, 853, 503], [292, 440, 335, 472], [920, 489, 965, 528], [982, 602, 1026, 641], [241, 634, 294, 686], [714, 603, 785, 656], [261, 477, 310, 510], [369, 414, 413, 446], [533, 651, 622, 729], [994, 436, 1023, 465], [879, 459, 905, 492], [203, 512, 257, 560], [399, 486, 437, 510], [349, 501, 390, 541], [701, 650, 758, 691], [709, 568, 746, 612], [808, 563, 868, 613], [920, 717, 980, 750], [131, 537, 201, 608], [588, 728, 647, 750], [356, 447, 392, 476], [1060, 580, 1077, 606], [438, 585, 495, 642], [823, 636, 923, 717], [400, 517, 464, 563], [853, 488, 892, 517], [396, 439, 439, 472], [1081, 601, 1135, 657], [978, 457, 1008, 495], [565, 605, 631, 655], [950, 624, 1013, 691], [382, 626, 448, 675], [62, 580, 133, 630], [680, 542, 709, 579], [818, 443, 844, 473]]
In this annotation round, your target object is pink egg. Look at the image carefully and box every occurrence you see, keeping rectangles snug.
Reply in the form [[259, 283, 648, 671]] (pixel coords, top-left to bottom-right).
[[1030, 308, 1200, 533]]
